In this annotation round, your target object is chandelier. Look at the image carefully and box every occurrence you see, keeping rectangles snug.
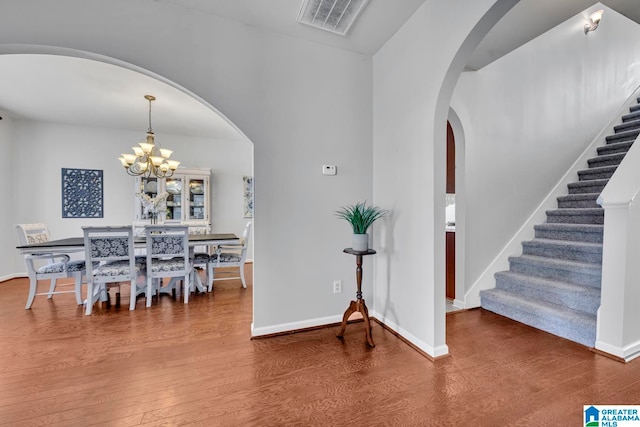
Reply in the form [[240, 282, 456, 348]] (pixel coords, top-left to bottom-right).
[[119, 95, 180, 178]]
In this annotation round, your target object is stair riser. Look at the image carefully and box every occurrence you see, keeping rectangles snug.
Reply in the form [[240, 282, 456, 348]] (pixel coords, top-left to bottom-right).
[[557, 199, 600, 208], [568, 183, 607, 194], [480, 292, 596, 347], [622, 111, 640, 122], [522, 244, 602, 263], [534, 228, 603, 243], [614, 121, 640, 133], [578, 170, 615, 181], [598, 142, 633, 155], [606, 131, 639, 144], [587, 157, 624, 168], [495, 275, 600, 315], [509, 260, 601, 288], [546, 213, 604, 225]]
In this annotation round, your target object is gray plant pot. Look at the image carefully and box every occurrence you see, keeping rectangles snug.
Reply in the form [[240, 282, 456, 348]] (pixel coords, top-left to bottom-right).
[[352, 233, 369, 251]]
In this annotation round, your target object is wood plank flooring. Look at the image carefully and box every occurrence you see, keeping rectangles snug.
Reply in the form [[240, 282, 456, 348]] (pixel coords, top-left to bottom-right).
[[0, 266, 638, 426]]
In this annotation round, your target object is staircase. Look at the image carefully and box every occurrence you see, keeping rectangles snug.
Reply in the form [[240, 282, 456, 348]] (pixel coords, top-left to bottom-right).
[[480, 97, 640, 347]]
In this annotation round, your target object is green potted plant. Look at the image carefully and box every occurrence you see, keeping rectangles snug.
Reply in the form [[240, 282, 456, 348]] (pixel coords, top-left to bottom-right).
[[335, 201, 388, 251]]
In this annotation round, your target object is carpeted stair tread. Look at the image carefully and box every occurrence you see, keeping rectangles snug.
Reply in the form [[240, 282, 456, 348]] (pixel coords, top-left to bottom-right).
[[479, 98, 640, 348], [522, 238, 602, 263], [613, 118, 640, 133], [534, 223, 603, 243], [480, 288, 596, 347], [567, 179, 609, 194], [587, 152, 626, 168], [494, 271, 601, 315], [508, 255, 601, 288], [545, 208, 604, 224], [622, 110, 640, 122], [557, 193, 600, 208], [605, 128, 639, 143], [597, 140, 633, 155], [577, 165, 617, 181]]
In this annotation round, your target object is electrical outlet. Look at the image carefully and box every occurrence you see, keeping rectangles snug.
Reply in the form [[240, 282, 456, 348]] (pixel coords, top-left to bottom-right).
[[333, 280, 342, 294]]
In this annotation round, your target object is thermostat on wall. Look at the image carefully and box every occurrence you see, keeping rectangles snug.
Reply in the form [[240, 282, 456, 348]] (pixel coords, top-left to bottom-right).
[[322, 165, 337, 176]]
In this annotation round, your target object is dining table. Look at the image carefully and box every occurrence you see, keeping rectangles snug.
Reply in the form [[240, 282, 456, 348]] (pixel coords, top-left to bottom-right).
[[16, 233, 239, 293], [16, 233, 239, 255]]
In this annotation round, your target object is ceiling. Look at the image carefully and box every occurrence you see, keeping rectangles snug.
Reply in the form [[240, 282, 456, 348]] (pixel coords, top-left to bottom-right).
[[0, 0, 638, 137]]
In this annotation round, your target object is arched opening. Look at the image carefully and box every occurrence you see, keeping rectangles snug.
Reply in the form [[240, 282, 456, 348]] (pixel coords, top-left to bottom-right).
[[447, 108, 466, 311], [0, 46, 255, 323]]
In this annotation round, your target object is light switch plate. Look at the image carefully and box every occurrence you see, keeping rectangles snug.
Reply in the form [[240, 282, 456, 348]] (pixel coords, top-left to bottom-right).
[[322, 165, 337, 176]]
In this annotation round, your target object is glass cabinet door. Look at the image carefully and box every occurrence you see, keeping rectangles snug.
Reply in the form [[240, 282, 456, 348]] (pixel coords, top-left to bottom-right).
[[138, 177, 160, 221], [165, 176, 183, 221], [187, 177, 207, 221]]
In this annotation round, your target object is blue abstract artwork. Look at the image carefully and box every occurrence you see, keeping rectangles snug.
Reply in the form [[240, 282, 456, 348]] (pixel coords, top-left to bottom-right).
[[61, 168, 104, 218]]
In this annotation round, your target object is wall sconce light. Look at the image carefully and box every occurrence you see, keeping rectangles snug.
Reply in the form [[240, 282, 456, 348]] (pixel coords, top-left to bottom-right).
[[584, 9, 604, 34]]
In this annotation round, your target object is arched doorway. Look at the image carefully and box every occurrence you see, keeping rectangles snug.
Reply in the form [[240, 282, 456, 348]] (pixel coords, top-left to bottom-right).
[[0, 47, 254, 317]]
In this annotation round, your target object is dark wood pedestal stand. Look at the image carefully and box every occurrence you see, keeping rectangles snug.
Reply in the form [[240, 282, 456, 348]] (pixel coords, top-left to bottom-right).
[[336, 248, 377, 347]]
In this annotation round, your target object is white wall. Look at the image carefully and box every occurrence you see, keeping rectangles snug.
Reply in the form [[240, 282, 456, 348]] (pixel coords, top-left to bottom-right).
[[9, 119, 252, 273], [0, 113, 15, 280], [0, 0, 372, 334], [372, 0, 517, 357], [451, 3, 640, 299]]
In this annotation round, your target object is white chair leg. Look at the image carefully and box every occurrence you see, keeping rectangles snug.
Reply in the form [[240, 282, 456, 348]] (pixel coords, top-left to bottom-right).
[[240, 263, 247, 289], [25, 276, 38, 309], [73, 272, 83, 305], [47, 278, 57, 299], [130, 280, 138, 311], [146, 276, 154, 307], [207, 263, 215, 292], [85, 282, 95, 315], [183, 275, 190, 304]]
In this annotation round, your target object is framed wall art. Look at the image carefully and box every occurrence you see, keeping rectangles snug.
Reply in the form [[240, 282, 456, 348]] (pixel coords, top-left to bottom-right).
[[61, 168, 104, 218], [243, 175, 254, 218]]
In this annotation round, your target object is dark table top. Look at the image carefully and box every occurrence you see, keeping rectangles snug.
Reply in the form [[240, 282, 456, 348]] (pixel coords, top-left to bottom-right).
[[17, 233, 238, 250]]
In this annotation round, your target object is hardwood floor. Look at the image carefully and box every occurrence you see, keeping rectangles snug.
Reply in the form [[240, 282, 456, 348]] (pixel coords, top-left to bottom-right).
[[0, 266, 638, 426]]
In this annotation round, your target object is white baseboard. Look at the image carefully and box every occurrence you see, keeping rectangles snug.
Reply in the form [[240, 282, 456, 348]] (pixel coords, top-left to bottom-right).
[[596, 339, 640, 363], [0, 273, 26, 283], [251, 314, 344, 337], [371, 309, 449, 358], [252, 311, 449, 359]]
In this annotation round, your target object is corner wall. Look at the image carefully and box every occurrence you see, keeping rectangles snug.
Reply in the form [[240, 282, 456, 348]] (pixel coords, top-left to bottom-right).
[[0, 113, 15, 280], [451, 3, 640, 305], [372, 0, 518, 357]]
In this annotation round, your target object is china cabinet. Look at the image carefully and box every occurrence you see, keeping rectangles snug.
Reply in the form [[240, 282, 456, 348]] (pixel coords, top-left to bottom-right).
[[133, 168, 211, 236]]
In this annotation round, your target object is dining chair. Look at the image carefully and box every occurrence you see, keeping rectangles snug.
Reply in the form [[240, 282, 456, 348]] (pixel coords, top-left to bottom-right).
[[190, 226, 211, 292], [144, 224, 192, 306], [209, 222, 252, 290], [16, 223, 91, 309], [83, 226, 146, 315]]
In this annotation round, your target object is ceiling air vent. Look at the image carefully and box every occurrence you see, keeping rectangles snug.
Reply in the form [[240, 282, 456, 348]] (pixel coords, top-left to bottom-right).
[[297, 0, 369, 36]]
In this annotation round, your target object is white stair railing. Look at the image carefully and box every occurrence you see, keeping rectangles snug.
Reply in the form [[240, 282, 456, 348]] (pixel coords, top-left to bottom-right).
[[596, 123, 640, 362]]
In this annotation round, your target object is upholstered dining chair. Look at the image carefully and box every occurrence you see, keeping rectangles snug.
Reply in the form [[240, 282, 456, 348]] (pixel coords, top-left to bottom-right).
[[16, 223, 91, 309], [83, 226, 146, 315], [209, 222, 252, 290], [189, 226, 211, 292], [144, 225, 192, 306]]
